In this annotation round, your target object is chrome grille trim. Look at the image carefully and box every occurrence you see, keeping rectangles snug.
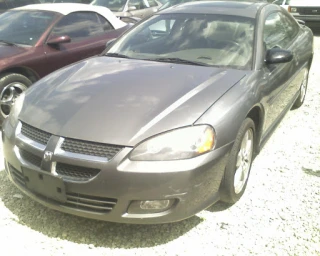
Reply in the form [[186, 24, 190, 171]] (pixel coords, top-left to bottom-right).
[[54, 147, 109, 164], [61, 138, 123, 159], [20, 121, 51, 145], [16, 122, 46, 151], [19, 149, 42, 168], [55, 163, 100, 181]]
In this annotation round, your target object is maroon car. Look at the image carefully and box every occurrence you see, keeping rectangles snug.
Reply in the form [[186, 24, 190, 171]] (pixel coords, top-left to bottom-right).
[[0, 3, 130, 123]]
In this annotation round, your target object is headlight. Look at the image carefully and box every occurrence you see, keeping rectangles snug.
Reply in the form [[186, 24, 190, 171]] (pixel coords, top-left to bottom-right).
[[8, 92, 25, 127], [129, 125, 215, 161]]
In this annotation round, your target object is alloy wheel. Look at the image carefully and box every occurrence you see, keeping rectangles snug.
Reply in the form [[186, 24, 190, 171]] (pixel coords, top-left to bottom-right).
[[234, 128, 254, 194], [0, 82, 27, 119]]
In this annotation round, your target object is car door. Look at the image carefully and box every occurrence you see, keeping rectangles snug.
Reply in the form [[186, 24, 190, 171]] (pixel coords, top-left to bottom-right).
[[261, 11, 299, 133], [43, 11, 117, 74]]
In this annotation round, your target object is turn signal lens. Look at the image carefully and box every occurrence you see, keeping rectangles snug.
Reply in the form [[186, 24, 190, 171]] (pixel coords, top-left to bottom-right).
[[197, 128, 215, 154]]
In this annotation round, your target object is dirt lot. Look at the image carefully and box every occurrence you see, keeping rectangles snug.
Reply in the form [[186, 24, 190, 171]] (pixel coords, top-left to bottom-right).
[[0, 35, 319, 256]]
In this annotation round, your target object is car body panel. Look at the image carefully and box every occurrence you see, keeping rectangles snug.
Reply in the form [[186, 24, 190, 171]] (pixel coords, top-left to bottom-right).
[[19, 57, 247, 146], [2, 1, 314, 224]]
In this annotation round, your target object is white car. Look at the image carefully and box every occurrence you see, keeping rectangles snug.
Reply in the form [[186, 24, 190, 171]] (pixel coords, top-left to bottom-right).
[[273, 0, 320, 28]]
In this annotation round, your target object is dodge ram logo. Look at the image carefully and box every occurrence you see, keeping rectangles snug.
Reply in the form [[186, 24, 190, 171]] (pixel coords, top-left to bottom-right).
[[43, 151, 53, 162]]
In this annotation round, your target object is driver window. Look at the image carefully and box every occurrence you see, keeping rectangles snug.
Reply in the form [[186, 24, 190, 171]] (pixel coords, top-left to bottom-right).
[[263, 12, 287, 50]]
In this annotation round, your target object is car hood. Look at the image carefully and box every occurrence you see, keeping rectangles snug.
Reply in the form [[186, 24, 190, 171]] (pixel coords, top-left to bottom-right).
[[20, 57, 247, 146]]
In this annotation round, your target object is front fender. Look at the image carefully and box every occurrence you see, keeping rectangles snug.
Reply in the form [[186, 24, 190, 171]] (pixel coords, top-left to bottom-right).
[[195, 72, 260, 150]]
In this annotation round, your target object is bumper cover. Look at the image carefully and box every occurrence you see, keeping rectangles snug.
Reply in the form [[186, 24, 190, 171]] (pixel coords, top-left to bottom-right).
[[2, 120, 232, 224]]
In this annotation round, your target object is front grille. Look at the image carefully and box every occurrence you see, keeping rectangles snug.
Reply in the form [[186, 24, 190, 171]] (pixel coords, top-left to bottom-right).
[[299, 7, 320, 15], [21, 122, 51, 145], [8, 164, 25, 186], [56, 163, 100, 181], [20, 149, 42, 168], [61, 138, 123, 159], [64, 192, 117, 213]]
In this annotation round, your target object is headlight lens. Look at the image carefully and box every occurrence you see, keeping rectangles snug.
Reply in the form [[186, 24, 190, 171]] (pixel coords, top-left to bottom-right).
[[129, 125, 215, 161], [8, 92, 25, 127]]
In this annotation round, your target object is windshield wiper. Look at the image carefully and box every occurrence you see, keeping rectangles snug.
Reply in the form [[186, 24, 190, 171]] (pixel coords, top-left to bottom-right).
[[0, 40, 17, 46], [105, 52, 131, 59], [147, 57, 209, 66]]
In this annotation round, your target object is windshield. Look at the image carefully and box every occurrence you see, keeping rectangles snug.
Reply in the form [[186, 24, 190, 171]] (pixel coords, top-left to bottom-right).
[[107, 14, 255, 69], [91, 0, 127, 12], [0, 10, 58, 46]]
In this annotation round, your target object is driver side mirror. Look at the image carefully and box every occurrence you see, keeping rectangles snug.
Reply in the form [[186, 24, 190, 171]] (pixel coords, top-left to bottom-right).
[[265, 48, 293, 64], [47, 35, 71, 46]]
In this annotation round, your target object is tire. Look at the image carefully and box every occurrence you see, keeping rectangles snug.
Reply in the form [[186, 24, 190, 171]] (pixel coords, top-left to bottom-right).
[[0, 73, 32, 125], [292, 67, 309, 110], [220, 118, 255, 204]]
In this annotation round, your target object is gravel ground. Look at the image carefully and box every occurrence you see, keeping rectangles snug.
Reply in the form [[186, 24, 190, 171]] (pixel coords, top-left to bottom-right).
[[0, 35, 319, 256]]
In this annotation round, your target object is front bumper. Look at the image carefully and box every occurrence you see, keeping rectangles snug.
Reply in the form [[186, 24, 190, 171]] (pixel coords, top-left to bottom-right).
[[2, 120, 232, 224]]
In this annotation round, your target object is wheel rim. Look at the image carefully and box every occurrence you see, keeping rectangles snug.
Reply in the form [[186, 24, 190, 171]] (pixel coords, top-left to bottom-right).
[[234, 128, 254, 194], [300, 69, 308, 102], [0, 82, 27, 119]]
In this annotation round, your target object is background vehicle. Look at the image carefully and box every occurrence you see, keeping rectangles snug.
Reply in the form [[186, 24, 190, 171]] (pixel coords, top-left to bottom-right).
[[0, 0, 41, 13], [273, 0, 320, 28], [91, 0, 161, 19], [0, 3, 129, 123], [2, 1, 313, 224]]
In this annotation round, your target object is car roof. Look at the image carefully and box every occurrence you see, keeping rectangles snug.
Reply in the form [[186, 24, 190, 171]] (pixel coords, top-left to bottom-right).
[[159, 1, 267, 18], [13, 3, 127, 29]]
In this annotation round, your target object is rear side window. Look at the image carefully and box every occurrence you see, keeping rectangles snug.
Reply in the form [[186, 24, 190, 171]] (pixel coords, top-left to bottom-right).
[[97, 13, 114, 31]]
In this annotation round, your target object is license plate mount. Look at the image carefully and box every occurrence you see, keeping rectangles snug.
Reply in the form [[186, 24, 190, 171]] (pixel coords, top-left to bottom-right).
[[22, 168, 66, 203]]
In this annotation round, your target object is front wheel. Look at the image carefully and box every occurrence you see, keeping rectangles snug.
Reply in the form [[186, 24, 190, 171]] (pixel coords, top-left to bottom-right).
[[220, 118, 255, 204], [0, 73, 31, 125]]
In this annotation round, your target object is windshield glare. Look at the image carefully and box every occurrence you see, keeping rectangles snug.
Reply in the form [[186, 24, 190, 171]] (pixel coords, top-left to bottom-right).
[[108, 14, 255, 69], [91, 0, 127, 12], [0, 10, 58, 46]]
